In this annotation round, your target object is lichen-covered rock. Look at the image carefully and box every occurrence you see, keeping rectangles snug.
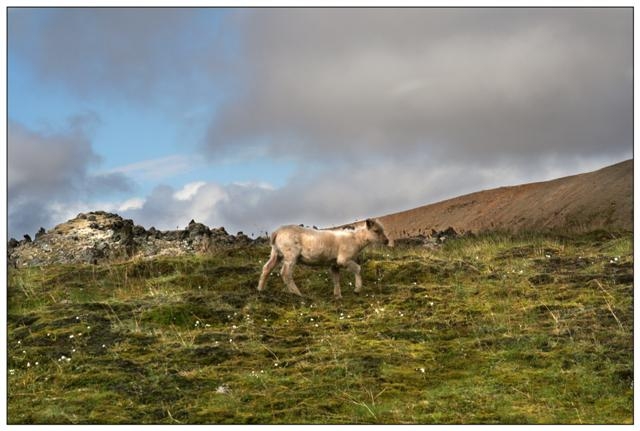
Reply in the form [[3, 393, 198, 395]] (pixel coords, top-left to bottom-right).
[[8, 211, 261, 267]]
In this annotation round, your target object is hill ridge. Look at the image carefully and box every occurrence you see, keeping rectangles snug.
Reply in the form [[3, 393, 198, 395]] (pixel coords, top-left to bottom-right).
[[376, 159, 632, 239]]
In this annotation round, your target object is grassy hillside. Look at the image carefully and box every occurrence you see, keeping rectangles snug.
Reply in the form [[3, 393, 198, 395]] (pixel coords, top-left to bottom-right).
[[7, 231, 633, 424]]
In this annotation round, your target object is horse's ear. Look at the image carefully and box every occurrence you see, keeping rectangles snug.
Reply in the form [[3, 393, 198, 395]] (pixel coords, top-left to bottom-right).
[[365, 219, 374, 229]]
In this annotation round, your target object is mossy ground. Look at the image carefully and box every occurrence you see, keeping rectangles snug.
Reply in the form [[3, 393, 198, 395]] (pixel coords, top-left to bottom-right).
[[7, 232, 633, 424]]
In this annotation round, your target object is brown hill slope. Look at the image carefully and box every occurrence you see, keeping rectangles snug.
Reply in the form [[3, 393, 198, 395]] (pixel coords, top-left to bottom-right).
[[376, 159, 633, 240]]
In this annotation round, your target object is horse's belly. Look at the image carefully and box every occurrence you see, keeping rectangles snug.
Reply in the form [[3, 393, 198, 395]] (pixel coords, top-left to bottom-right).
[[299, 249, 335, 265]]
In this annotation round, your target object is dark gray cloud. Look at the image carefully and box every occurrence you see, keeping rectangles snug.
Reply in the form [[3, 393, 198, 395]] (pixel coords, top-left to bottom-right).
[[206, 8, 632, 166], [8, 117, 132, 237], [8, 8, 231, 103]]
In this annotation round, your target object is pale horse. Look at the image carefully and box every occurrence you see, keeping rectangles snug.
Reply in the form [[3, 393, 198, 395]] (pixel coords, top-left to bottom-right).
[[257, 219, 392, 298]]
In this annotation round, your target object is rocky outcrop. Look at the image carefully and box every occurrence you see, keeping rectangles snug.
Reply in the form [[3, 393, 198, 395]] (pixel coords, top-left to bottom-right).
[[392, 227, 470, 248], [8, 211, 267, 267]]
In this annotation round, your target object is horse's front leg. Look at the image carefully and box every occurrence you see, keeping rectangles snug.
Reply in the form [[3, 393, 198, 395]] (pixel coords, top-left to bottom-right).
[[330, 264, 342, 299]]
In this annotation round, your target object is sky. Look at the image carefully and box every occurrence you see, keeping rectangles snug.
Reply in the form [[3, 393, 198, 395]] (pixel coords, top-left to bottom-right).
[[7, 7, 633, 239]]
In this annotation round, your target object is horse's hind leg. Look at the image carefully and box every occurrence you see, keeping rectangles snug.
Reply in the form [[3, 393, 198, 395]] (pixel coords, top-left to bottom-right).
[[281, 260, 303, 296], [258, 247, 280, 292]]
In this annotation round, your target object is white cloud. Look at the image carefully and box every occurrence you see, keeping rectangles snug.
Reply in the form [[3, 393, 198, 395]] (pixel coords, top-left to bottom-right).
[[104, 154, 201, 181], [119, 182, 229, 232], [173, 181, 206, 201], [231, 181, 275, 190], [118, 197, 145, 211]]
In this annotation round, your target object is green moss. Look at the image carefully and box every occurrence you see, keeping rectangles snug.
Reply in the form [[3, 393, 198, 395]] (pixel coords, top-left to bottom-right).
[[7, 233, 632, 424]]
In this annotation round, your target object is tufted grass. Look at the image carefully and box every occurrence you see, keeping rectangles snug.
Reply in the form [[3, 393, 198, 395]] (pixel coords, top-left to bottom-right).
[[7, 231, 633, 424]]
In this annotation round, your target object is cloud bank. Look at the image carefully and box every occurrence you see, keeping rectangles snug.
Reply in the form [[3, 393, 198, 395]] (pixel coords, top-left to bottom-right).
[[206, 8, 631, 166], [8, 8, 633, 238], [8, 8, 233, 105], [8, 117, 131, 237]]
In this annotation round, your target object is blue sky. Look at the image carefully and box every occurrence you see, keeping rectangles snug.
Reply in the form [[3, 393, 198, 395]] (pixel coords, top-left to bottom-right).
[[7, 8, 633, 238], [8, 8, 295, 198]]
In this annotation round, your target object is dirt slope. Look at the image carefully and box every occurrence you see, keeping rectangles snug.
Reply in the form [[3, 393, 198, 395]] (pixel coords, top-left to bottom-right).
[[377, 159, 633, 240]]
